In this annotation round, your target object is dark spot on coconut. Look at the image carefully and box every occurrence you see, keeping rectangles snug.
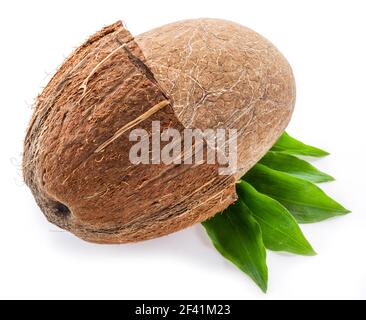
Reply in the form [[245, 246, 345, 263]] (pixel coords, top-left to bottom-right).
[[54, 202, 71, 218]]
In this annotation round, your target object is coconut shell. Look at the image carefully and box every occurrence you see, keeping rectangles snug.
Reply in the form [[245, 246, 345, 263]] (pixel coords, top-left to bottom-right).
[[23, 19, 295, 244]]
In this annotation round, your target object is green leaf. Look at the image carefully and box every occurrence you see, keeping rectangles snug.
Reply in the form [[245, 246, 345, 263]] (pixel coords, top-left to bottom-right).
[[259, 151, 334, 183], [243, 164, 350, 223], [202, 200, 268, 292], [237, 181, 316, 256], [271, 132, 329, 157]]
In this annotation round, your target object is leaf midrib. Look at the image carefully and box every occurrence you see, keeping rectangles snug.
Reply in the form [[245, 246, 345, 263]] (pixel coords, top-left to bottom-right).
[[227, 212, 266, 286], [253, 214, 309, 252], [262, 194, 345, 212]]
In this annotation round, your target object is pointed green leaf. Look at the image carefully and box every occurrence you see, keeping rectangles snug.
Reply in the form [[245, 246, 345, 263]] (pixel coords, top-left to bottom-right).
[[202, 200, 268, 292], [271, 132, 329, 157], [243, 164, 350, 223], [259, 151, 334, 183], [237, 181, 316, 256]]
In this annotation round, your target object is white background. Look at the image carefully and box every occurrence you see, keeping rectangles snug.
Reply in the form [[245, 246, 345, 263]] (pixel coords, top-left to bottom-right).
[[1, 0, 365, 300]]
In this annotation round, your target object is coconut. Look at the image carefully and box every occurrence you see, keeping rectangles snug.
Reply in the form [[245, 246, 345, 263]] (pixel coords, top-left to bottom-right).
[[23, 19, 295, 243]]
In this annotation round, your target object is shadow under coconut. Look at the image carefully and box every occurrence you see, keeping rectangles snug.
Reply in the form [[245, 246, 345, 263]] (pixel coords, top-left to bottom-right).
[[43, 209, 219, 269]]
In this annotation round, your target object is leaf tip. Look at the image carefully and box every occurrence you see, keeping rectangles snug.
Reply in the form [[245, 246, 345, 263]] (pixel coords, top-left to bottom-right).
[[306, 248, 317, 256], [337, 205, 351, 215], [257, 279, 268, 293], [294, 243, 317, 256], [318, 150, 330, 157], [316, 175, 335, 183]]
